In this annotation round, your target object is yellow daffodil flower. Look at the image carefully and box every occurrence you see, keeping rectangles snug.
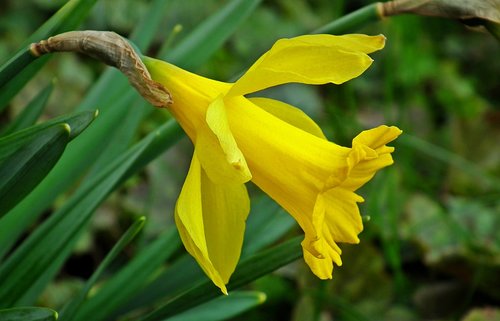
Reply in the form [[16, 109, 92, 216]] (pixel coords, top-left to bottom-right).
[[143, 34, 402, 294]]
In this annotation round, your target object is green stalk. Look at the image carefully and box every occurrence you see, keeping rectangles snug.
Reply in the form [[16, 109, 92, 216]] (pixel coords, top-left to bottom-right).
[[485, 21, 500, 42], [312, 3, 382, 34], [0, 48, 35, 90]]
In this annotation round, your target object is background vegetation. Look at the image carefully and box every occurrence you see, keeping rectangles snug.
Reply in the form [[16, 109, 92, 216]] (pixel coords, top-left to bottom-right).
[[0, 0, 498, 320]]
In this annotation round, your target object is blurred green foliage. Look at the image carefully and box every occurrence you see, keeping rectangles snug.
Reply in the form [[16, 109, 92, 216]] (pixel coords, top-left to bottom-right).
[[0, 0, 499, 320]]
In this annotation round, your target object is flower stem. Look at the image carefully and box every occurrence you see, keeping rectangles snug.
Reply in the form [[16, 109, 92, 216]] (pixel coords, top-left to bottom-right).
[[0, 48, 36, 89], [485, 21, 500, 42], [312, 3, 382, 34]]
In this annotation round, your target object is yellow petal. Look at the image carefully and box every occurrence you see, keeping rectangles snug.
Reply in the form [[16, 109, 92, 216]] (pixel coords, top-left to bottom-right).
[[303, 245, 334, 279], [342, 125, 402, 191], [291, 34, 385, 54], [352, 125, 402, 151], [321, 188, 364, 244], [196, 96, 252, 184], [223, 95, 350, 243], [228, 34, 384, 96], [175, 154, 227, 293], [249, 97, 327, 140], [200, 170, 250, 285], [175, 154, 251, 294], [143, 57, 231, 139]]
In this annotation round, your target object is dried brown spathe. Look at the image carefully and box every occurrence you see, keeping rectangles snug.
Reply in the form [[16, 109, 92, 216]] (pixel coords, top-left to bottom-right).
[[380, 0, 500, 24], [31, 31, 172, 108]]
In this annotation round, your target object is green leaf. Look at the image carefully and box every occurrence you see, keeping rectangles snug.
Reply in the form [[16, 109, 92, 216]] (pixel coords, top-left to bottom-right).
[[0, 110, 97, 163], [164, 291, 266, 321], [140, 236, 302, 321], [242, 195, 296, 257], [0, 0, 98, 111], [0, 82, 54, 136], [0, 120, 180, 307], [0, 49, 37, 96], [167, 0, 262, 69], [59, 216, 146, 321], [399, 134, 500, 191], [71, 229, 181, 321], [112, 255, 204, 316], [0, 110, 97, 256], [0, 307, 58, 321], [129, 0, 173, 51], [0, 123, 70, 218]]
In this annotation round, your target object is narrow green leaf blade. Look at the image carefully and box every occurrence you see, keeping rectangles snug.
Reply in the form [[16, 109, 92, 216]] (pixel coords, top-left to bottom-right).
[[0, 82, 54, 136], [71, 229, 181, 321], [59, 216, 147, 321], [164, 291, 266, 321], [112, 255, 203, 316], [140, 236, 302, 321], [0, 120, 180, 307], [167, 0, 262, 69], [0, 110, 97, 163], [0, 123, 70, 217], [0, 49, 37, 94], [116, 196, 296, 315], [0, 307, 58, 321], [242, 195, 296, 257], [0, 131, 154, 307]]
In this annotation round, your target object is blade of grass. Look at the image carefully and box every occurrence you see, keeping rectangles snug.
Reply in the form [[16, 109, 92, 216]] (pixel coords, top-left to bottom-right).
[[399, 134, 500, 191], [140, 236, 302, 321], [0, 82, 54, 136], [366, 170, 408, 297], [0, 123, 70, 217], [0, 307, 58, 321], [59, 216, 146, 321]]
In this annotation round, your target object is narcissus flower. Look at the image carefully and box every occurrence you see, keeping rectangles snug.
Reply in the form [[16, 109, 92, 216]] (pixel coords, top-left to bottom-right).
[[143, 34, 402, 294]]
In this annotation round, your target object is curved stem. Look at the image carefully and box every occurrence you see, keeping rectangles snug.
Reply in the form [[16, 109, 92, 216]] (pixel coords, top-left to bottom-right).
[[312, 3, 383, 34], [0, 48, 36, 90]]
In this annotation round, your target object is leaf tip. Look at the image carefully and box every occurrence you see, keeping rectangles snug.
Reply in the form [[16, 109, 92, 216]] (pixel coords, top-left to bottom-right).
[[257, 292, 267, 304], [62, 123, 71, 135]]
